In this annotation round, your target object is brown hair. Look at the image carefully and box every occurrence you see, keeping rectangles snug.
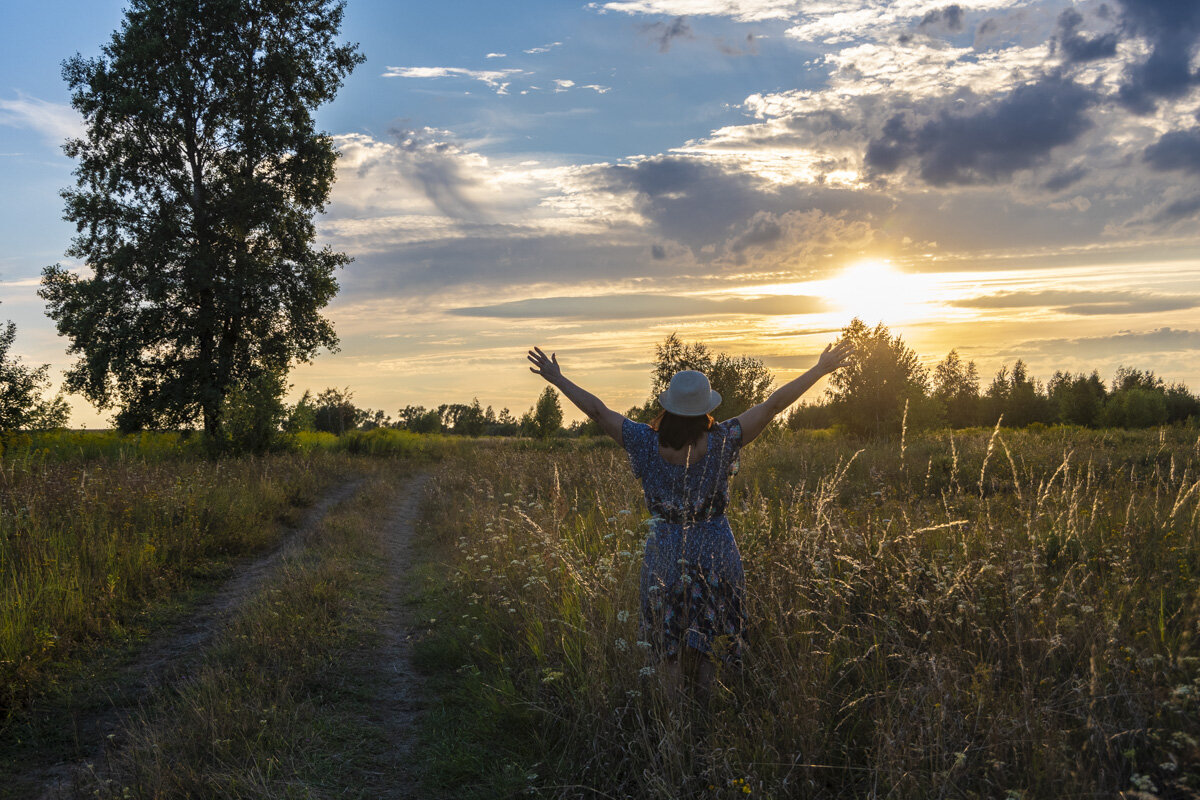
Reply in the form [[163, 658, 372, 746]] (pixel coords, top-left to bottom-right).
[[651, 410, 716, 451]]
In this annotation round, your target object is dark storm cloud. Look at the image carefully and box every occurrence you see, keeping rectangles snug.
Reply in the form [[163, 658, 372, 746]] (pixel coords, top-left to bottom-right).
[[336, 235, 658, 297], [865, 74, 1098, 185], [650, 244, 667, 260], [1114, 0, 1200, 113], [950, 289, 1200, 315], [642, 16, 693, 53], [451, 293, 827, 320], [1152, 193, 1200, 223], [1054, 8, 1119, 63], [918, 5, 965, 33], [728, 215, 783, 252], [1041, 164, 1090, 192], [1143, 128, 1200, 174], [390, 128, 483, 220], [600, 156, 887, 253]]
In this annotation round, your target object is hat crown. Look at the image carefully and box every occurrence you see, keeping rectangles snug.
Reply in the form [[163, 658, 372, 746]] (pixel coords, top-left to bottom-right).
[[659, 370, 721, 416]]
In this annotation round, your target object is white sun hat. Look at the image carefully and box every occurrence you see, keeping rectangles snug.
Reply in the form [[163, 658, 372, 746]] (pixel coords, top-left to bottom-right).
[[658, 370, 722, 416]]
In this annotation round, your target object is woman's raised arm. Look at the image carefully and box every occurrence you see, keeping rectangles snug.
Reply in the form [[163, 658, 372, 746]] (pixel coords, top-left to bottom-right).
[[527, 347, 627, 443], [735, 340, 854, 445]]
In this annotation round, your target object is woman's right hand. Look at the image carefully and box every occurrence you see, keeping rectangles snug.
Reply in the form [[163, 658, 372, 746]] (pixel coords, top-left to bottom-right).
[[527, 346, 563, 383], [816, 340, 855, 375]]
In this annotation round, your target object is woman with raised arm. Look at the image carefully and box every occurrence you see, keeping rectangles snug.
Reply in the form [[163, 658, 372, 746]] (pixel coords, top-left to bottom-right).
[[526, 341, 854, 694]]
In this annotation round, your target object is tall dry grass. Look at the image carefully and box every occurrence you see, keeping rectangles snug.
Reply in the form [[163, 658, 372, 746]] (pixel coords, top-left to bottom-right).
[[0, 447, 353, 717], [418, 427, 1200, 798]]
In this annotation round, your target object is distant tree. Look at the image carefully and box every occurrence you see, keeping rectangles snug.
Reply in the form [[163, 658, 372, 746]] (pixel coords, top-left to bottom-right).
[[932, 350, 981, 427], [826, 319, 931, 436], [531, 386, 564, 439], [40, 0, 363, 438], [1114, 366, 1163, 393], [313, 387, 360, 434], [437, 399, 486, 436], [1047, 370, 1107, 427], [0, 315, 70, 430], [1165, 383, 1200, 424], [650, 333, 773, 420], [283, 390, 317, 433], [785, 401, 836, 430], [358, 408, 392, 430], [1103, 387, 1168, 428], [983, 360, 1052, 427], [397, 404, 442, 434]]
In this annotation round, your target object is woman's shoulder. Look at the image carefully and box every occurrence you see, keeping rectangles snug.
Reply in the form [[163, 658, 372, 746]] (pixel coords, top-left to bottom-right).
[[716, 417, 743, 447], [621, 418, 655, 447]]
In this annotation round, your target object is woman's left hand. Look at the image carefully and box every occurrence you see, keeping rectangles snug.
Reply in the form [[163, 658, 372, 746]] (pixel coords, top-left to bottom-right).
[[527, 346, 563, 382], [816, 340, 855, 375]]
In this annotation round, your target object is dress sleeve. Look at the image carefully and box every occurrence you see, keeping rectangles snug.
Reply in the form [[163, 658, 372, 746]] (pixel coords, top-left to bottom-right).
[[622, 418, 654, 479]]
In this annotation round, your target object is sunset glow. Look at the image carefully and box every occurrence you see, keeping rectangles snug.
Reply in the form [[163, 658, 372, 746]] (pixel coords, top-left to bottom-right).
[[2, 0, 1200, 426]]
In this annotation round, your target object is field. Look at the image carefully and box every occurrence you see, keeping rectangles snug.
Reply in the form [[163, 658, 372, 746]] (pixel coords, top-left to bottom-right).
[[3, 425, 1199, 799], [415, 425, 1200, 799]]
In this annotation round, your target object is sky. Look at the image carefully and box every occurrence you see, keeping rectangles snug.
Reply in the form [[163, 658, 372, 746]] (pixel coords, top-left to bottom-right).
[[2, 0, 1200, 427]]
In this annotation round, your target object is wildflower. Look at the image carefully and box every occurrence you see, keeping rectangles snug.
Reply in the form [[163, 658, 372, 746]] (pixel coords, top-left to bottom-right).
[[617, 610, 629, 623], [636, 640, 651, 649], [615, 637, 628, 651], [639, 666, 655, 677]]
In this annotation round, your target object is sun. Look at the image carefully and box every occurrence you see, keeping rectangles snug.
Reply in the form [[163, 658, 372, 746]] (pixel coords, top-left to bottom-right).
[[818, 260, 929, 324]]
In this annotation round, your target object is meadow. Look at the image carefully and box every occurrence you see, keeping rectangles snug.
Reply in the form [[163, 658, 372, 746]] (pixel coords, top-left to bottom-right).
[[415, 424, 1200, 799], [0, 428, 447, 748]]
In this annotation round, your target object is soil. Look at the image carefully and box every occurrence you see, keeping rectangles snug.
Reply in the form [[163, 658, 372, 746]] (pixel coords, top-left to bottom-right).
[[367, 473, 433, 799]]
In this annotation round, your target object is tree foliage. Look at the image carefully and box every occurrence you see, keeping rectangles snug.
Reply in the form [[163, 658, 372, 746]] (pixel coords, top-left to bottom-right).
[[0, 317, 70, 431], [649, 333, 773, 420], [827, 319, 931, 436], [531, 386, 564, 439], [40, 0, 363, 440]]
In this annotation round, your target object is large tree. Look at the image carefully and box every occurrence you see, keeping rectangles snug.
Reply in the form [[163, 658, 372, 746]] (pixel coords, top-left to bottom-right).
[[40, 0, 362, 435]]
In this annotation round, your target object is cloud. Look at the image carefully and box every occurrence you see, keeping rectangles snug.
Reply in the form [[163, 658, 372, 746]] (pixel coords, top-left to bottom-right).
[[486, 52, 507, 58], [865, 73, 1098, 185], [0, 92, 84, 146], [524, 41, 563, 54], [1114, 0, 1200, 113], [590, 0, 799, 23], [1143, 128, 1200, 174], [950, 289, 1200, 316], [1041, 164, 1090, 192], [451, 292, 828, 320], [1152, 193, 1200, 223], [642, 15, 694, 52], [1020, 328, 1200, 360], [381, 66, 523, 94], [918, 5, 965, 34], [1053, 8, 1119, 64]]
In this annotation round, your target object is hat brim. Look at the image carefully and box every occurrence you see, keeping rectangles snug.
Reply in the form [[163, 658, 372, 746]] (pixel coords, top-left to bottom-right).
[[657, 389, 722, 417]]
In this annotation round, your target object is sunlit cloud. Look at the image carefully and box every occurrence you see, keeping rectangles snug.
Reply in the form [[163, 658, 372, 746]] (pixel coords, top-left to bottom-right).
[[590, 0, 800, 23], [524, 41, 564, 54], [0, 92, 83, 146], [381, 65, 524, 94]]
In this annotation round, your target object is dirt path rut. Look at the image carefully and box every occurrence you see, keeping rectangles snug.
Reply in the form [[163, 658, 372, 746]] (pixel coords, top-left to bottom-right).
[[367, 473, 433, 799], [31, 476, 365, 799]]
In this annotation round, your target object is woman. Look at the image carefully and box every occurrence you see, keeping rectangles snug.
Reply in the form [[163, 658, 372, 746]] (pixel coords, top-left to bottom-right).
[[526, 341, 853, 692]]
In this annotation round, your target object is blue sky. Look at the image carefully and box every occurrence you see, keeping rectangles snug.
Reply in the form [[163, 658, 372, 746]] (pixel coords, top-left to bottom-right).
[[3, 0, 1200, 426]]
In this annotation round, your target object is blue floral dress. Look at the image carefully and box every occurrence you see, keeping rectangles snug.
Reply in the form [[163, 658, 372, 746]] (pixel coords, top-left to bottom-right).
[[622, 417, 747, 665]]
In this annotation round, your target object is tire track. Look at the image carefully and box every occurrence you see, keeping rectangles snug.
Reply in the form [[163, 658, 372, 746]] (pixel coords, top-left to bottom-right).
[[29, 475, 366, 800]]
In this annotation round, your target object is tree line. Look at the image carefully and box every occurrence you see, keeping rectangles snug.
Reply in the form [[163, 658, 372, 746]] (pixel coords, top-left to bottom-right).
[[788, 318, 1200, 436]]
